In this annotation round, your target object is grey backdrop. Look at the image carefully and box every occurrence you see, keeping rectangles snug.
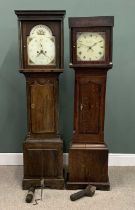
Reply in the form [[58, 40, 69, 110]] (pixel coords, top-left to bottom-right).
[[0, 0, 135, 153]]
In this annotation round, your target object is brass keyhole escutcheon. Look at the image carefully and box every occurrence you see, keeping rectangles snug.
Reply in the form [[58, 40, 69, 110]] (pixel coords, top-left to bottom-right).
[[80, 104, 83, 111], [31, 103, 35, 109]]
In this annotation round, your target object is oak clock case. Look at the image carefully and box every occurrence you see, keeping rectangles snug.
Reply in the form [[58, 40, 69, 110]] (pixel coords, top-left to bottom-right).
[[67, 16, 114, 190], [15, 10, 66, 190]]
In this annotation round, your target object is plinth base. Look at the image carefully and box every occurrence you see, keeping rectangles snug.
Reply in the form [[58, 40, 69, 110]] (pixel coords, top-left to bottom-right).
[[66, 143, 110, 191], [23, 178, 65, 190], [66, 175, 110, 190], [23, 138, 64, 190]]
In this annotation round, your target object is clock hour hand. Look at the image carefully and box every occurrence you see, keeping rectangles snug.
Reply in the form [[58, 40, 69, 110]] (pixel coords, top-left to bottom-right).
[[38, 49, 47, 57], [36, 50, 41, 57], [40, 49, 45, 55], [37, 49, 50, 61], [42, 50, 47, 56], [87, 46, 94, 52]]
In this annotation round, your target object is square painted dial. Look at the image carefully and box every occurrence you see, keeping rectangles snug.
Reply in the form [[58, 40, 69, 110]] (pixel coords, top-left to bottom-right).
[[77, 32, 105, 61]]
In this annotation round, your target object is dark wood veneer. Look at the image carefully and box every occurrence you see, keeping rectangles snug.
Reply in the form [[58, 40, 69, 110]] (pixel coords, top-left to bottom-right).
[[67, 16, 114, 190], [15, 10, 66, 189]]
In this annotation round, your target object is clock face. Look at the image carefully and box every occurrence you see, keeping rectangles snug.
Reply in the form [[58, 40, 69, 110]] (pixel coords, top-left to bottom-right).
[[27, 25, 56, 65], [76, 32, 105, 61]]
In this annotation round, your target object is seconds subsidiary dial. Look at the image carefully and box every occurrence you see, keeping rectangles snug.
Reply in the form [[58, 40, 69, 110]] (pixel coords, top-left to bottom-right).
[[77, 32, 105, 61]]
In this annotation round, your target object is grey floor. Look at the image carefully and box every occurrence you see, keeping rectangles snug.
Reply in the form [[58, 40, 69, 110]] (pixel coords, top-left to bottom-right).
[[0, 166, 135, 210]]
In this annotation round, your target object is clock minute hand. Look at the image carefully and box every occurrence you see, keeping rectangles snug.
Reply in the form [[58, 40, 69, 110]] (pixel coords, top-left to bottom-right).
[[78, 42, 89, 48], [40, 43, 43, 49], [90, 40, 102, 48], [40, 50, 51, 61], [40, 49, 45, 55], [45, 53, 51, 60]]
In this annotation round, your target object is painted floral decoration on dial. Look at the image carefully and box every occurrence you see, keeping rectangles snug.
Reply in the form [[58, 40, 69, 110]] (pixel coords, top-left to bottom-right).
[[27, 25, 56, 65], [77, 32, 105, 61]]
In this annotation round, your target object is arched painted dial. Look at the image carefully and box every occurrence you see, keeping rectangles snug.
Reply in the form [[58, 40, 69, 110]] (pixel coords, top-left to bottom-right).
[[28, 36, 55, 65], [27, 24, 56, 65], [77, 32, 105, 61]]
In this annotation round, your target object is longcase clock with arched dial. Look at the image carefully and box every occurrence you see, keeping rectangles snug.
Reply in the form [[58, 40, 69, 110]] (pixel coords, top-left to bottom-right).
[[15, 10, 66, 190]]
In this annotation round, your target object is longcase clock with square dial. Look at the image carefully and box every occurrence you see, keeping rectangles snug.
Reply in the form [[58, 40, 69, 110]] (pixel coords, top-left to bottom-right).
[[15, 10, 66, 190], [67, 16, 114, 190]]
